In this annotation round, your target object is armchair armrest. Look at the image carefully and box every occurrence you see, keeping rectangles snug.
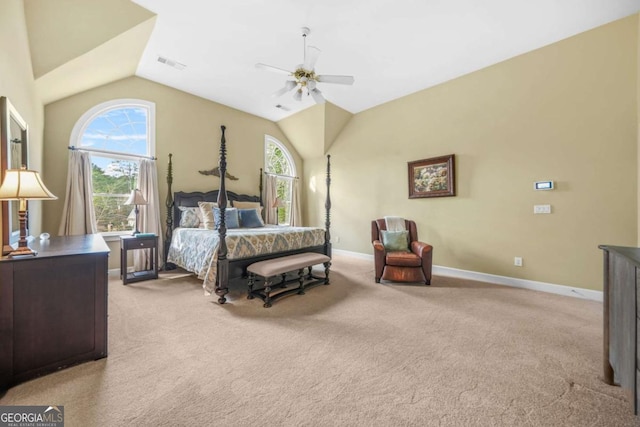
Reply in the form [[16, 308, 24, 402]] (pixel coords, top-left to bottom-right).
[[373, 240, 385, 252], [411, 241, 433, 285], [411, 241, 432, 257]]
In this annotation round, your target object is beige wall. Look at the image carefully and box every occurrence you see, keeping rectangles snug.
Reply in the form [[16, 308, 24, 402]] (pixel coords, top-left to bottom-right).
[[306, 15, 638, 291], [0, 1, 45, 245], [43, 76, 301, 268]]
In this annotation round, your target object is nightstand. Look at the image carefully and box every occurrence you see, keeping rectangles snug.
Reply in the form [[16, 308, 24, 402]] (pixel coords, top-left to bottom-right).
[[120, 235, 158, 285]]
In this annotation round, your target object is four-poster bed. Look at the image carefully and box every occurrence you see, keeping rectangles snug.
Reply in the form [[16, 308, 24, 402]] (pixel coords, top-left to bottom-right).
[[164, 126, 332, 304]]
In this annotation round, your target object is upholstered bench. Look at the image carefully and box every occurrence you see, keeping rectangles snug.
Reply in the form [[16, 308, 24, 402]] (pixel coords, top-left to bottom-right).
[[247, 253, 331, 308]]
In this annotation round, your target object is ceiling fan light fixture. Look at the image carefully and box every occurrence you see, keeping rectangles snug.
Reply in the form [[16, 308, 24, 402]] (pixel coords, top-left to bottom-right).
[[256, 27, 354, 104]]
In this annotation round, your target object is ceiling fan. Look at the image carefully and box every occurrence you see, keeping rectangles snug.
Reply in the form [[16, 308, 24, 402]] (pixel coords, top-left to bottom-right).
[[255, 27, 355, 104]]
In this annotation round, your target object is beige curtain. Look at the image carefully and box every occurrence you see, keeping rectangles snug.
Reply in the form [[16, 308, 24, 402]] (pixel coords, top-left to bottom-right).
[[264, 174, 278, 225], [289, 178, 302, 226], [134, 159, 163, 270], [58, 150, 97, 235]]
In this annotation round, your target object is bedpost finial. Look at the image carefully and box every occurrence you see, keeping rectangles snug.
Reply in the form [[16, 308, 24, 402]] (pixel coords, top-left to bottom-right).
[[221, 125, 226, 132]]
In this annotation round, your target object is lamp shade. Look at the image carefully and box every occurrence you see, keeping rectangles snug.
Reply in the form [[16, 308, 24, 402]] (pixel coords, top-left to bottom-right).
[[0, 168, 57, 200], [272, 197, 285, 208], [124, 189, 147, 206]]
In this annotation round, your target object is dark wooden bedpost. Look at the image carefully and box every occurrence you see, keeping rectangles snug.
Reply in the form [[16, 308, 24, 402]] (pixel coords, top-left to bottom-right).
[[164, 153, 175, 270], [215, 125, 229, 304], [259, 167, 263, 207], [325, 154, 331, 257]]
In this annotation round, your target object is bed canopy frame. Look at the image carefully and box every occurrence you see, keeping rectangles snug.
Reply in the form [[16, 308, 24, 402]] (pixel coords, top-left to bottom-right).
[[164, 125, 332, 304]]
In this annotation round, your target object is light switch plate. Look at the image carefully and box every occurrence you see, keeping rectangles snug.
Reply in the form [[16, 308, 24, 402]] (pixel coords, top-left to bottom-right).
[[534, 204, 551, 214]]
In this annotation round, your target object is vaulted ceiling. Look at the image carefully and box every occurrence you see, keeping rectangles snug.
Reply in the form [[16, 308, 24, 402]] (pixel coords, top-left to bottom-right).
[[25, 0, 640, 123]]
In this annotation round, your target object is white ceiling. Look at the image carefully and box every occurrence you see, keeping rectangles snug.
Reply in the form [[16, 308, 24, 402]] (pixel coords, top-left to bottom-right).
[[130, 0, 640, 122]]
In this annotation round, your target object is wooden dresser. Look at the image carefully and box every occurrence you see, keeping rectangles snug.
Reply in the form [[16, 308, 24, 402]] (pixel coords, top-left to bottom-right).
[[0, 234, 110, 390], [600, 245, 640, 414]]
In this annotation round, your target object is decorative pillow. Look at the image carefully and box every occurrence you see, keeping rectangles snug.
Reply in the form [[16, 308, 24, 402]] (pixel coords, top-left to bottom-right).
[[232, 201, 261, 210], [380, 230, 410, 252], [238, 208, 265, 228], [178, 206, 202, 228], [198, 201, 218, 230], [232, 201, 263, 217], [213, 207, 240, 229]]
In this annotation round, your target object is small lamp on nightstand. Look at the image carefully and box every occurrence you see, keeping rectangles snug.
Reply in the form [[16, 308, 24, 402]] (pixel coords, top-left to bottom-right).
[[124, 189, 147, 235], [272, 197, 285, 225], [0, 166, 57, 257]]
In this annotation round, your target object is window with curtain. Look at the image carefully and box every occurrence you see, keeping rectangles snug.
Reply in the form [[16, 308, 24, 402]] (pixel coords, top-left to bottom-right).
[[70, 99, 155, 235], [264, 136, 296, 225]]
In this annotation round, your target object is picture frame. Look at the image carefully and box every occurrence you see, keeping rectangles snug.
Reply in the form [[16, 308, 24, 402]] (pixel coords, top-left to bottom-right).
[[408, 154, 455, 199]]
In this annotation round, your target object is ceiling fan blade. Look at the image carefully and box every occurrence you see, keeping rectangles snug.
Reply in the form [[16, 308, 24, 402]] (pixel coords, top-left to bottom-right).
[[303, 46, 321, 71], [255, 63, 293, 76], [272, 81, 297, 97], [316, 74, 355, 85], [310, 88, 325, 104]]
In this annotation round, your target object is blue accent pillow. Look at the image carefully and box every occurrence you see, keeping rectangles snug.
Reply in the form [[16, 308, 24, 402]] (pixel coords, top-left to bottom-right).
[[380, 230, 409, 252], [213, 207, 240, 229], [238, 208, 265, 228]]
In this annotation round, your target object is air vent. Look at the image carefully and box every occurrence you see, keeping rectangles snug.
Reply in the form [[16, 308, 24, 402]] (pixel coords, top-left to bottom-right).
[[157, 56, 186, 71]]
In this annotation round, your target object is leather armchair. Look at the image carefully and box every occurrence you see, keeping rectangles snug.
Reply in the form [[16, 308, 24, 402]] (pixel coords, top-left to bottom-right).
[[371, 219, 433, 285]]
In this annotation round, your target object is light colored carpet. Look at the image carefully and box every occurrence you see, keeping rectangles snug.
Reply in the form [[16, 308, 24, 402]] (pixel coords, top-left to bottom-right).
[[1, 253, 638, 426]]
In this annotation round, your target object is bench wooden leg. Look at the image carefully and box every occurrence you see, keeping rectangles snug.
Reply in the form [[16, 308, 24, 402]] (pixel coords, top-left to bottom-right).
[[247, 273, 255, 299], [324, 261, 331, 285], [297, 268, 305, 295], [264, 277, 272, 308]]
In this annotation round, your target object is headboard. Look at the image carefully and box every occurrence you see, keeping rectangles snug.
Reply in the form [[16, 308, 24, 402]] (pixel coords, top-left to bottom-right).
[[173, 190, 261, 229]]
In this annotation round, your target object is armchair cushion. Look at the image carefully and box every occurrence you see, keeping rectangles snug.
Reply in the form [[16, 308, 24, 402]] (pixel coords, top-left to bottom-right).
[[386, 251, 422, 267], [381, 230, 409, 252]]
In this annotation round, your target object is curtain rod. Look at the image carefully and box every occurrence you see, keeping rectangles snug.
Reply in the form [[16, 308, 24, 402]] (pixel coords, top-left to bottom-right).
[[68, 145, 157, 160], [263, 171, 299, 180]]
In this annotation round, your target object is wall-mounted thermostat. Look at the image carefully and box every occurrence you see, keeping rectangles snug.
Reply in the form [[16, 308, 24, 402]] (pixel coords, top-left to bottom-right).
[[534, 180, 554, 190]]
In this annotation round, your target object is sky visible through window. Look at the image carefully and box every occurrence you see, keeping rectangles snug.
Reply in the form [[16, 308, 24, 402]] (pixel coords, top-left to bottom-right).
[[80, 107, 148, 172]]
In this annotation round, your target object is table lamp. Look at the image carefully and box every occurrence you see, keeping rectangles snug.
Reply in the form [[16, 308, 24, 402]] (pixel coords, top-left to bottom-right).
[[124, 189, 147, 235], [0, 166, 57, 257], [272, 197, 285, 225]]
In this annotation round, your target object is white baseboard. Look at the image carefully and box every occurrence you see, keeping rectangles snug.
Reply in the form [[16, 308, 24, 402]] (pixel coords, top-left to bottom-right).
[[332, 248, 603, 302]]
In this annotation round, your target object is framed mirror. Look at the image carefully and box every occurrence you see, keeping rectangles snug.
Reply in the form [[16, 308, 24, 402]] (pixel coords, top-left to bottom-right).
[[1, 96, 29, 255]]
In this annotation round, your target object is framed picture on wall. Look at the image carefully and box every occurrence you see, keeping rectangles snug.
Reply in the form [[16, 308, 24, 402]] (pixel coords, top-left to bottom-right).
[[408, 154, 455, 199]]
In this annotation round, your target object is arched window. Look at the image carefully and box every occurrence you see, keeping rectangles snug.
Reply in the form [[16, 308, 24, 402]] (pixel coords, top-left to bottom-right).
[[264, 136, 296, 225], [70, 99, 155, 234]]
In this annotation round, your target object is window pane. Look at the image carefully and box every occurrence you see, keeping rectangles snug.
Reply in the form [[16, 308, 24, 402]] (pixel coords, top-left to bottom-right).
[[80, 107, 148, 157], [265, 144, 292, 176], [265, 138, 295, 225], [91, 155, 139, 232]]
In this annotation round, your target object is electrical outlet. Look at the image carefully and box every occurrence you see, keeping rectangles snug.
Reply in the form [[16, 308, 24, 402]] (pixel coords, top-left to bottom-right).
[[514, 257, 523, 267], [335, 236, 340, 243]]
